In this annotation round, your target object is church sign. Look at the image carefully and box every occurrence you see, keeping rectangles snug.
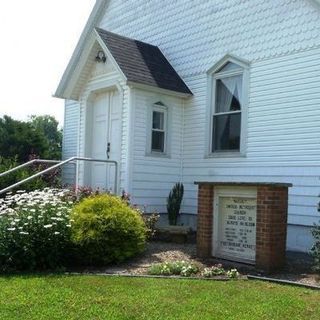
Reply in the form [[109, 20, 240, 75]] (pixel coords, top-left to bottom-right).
[[213, 193, 257, 264], [195, 182, 291, 272]]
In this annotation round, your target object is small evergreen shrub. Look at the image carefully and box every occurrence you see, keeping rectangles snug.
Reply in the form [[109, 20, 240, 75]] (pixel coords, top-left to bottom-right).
[[0, 188, 73, 272], [71, 194, 147, 265], [148, 261, 199, 277], [167, 183, 184, 225]]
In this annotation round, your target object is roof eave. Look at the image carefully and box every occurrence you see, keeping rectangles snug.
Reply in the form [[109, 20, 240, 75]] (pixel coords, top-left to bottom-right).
[[127, 81, 193, 99], [54, 0, 109, 99]]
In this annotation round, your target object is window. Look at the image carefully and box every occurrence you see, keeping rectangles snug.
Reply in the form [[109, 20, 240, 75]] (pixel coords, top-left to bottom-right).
[[150, 103, 167, 154], [210, 59, 247, 154]]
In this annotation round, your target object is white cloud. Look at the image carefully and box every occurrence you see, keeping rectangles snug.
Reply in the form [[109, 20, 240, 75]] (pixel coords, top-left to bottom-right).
[[0, 0, 95, 126]]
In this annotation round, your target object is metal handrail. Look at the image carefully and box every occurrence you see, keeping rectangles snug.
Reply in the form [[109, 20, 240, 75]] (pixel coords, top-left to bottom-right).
[[0, 157, 118, 195], [0, 159, 62, 178]]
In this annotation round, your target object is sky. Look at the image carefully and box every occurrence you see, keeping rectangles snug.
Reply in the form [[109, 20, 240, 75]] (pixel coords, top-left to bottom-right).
[[0, 0, 96, 127]]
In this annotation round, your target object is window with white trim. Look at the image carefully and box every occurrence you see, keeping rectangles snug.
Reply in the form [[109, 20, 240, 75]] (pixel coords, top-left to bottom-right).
[[150, 103, 167, 154], [211, 61, 246, 153]]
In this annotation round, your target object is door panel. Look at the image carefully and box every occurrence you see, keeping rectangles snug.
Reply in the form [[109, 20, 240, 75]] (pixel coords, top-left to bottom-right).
[[91, 92, 109, 191], [106, 92, 121, 192], [90, 91, 121, 193]]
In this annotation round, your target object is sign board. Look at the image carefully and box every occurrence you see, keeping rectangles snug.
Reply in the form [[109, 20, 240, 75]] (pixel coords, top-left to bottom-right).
[[213, 188, 257, 264]]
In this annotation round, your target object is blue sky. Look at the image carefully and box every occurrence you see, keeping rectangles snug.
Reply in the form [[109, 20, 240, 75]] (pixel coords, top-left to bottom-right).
[[0, 0, 95, 126]]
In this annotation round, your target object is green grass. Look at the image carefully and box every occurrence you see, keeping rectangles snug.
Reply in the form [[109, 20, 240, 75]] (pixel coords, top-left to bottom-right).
[[0, 275, 319, 320]]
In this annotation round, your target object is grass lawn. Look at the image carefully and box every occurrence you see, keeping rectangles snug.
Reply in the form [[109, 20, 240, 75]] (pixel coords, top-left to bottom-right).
[[0, 275, 319, 320]]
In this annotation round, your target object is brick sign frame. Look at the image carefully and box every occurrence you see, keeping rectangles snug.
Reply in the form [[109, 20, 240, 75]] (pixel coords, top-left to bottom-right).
[[195, 182, 292, 272]]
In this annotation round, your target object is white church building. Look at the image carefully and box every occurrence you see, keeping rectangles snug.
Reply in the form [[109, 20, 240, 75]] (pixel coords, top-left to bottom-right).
[[55, 0, 320, 253]]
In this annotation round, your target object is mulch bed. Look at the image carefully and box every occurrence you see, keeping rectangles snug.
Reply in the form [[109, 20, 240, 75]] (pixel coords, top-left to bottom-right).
[[75, 241, 320, 287]]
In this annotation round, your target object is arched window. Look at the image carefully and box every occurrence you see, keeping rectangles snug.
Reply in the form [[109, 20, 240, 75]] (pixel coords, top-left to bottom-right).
[[150, 101, 167, 154], [208, 56, 249, 154]]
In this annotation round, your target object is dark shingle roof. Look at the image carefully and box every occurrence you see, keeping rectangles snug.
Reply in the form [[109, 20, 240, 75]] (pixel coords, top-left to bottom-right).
[[95, 28, 192, 95]]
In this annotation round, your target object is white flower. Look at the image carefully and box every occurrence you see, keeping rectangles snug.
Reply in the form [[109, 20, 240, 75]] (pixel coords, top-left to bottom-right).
[[54, 232, 60, 235], [19, 232, 29, 235], [44, 224, 53, 229], [27, 216, 33, 220], [7, 228, 16, 231]]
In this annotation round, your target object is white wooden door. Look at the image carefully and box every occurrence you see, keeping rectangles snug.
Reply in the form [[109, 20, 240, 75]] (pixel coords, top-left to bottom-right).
[[106, 91, 121, 192], [90, 91, 121, 192]]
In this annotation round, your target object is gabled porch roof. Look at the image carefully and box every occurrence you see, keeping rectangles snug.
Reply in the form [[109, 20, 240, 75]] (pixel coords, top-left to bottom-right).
[[96, 28, 192, 95], [55, 27, 192, 100]]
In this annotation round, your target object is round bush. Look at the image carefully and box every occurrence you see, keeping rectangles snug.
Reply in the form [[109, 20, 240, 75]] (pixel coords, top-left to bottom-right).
[[71, 194, 147, 265]]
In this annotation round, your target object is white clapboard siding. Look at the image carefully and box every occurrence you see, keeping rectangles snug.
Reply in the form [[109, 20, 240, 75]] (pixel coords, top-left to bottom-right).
[[130, 89, 183, 212], [99, 0, 320, 79], [62, 100, 79, 185], [182, 47, 320, 231]]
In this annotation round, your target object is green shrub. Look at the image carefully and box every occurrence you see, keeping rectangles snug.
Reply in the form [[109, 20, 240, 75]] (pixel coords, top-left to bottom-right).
[[167, 183, 184, 225], [0, 188, 74, 272], [311, 198, 320, 272], [311, 226, 320, 272], [71, 194, 147, 265], [148, 261, 199, 277], [0, 156, 61, 194]]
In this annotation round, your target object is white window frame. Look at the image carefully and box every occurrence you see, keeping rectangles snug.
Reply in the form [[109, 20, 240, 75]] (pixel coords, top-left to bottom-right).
[[147, 103, 169, 156], [206, 55, 250, 158]]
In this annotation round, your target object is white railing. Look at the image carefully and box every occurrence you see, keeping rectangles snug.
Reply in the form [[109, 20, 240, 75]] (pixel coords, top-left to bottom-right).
[[0, 157, 118, 195]]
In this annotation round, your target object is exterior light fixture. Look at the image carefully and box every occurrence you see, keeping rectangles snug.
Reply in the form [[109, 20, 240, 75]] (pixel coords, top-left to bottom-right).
[[95, 50, 106, 63]]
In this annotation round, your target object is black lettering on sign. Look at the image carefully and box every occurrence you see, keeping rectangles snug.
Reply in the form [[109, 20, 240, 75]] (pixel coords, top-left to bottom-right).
[[218, 196, 257, 261]]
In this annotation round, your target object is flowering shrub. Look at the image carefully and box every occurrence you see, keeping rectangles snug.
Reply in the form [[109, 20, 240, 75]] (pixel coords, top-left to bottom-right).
[[0, 188, 74, 272], [64, 185, 103, 203], [71, 194, 147, 265], [201, 264, 226, 277], [311, 199, 320, 272], [149, 261, 240, 279], [143, 213, 160, 239], [226, 268, 240, 279], [311, 226, 320, 272], [148, 261, 199, 277], [120, 191, 160, 240]]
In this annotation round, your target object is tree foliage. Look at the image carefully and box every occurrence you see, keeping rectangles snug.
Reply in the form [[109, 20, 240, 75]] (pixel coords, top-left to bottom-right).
[[29, 115, 62, 160], [0, 115, 62, 161], [0, 115, 62, 192]]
